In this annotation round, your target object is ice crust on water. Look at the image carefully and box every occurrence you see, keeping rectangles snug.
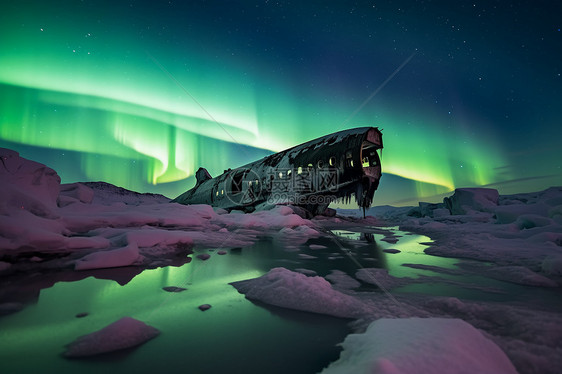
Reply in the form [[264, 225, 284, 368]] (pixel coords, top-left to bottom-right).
[[63, 317, 160, 357], [231, 267, 369, 318], [320, 317, 518, 374]]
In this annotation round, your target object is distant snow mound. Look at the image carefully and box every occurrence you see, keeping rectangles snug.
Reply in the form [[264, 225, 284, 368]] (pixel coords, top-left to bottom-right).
[[58, 182, 95, 206], [83, 182, 170, 205], [63, 317, 159, 357], [444, 188, 499, 215], [231, 267, 369, 318], [320, 317, 517, 374]]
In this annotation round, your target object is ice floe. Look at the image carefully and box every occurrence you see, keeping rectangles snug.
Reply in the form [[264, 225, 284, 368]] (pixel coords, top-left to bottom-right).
[[231, 267, 370, 318], [320, 317, 518, 374], [63, 317, 159, 357], [3, 148, 562, 374]]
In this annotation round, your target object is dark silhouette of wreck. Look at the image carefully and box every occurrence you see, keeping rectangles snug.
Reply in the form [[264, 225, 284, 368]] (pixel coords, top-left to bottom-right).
[[172, 127, 383, 216]]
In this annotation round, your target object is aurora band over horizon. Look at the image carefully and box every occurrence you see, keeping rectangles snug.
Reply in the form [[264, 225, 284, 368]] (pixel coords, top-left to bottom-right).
[[0, 8, 516, 206]]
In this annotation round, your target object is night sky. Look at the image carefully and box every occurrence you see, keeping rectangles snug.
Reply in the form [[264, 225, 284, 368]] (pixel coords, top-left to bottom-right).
[[1, 0, 560, 206]]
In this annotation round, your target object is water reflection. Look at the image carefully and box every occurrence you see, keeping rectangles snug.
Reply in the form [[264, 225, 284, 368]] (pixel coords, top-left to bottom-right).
[[0, 241, 353, 374], [2, 224, 556, 374]]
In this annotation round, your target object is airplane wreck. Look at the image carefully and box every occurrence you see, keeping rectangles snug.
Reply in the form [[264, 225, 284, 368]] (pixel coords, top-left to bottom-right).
[[172, 127, 383, 216]]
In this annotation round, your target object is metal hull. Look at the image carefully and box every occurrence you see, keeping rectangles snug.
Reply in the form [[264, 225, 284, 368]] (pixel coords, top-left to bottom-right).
[[172, 127, 383, 216]]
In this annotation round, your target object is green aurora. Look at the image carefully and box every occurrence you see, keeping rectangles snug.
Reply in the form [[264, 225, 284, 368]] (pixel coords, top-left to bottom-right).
[[1, 1, 560, 205]]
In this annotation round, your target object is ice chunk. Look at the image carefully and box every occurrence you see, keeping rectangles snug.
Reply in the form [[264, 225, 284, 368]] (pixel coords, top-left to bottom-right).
[[495, 203, 550, 224], [198, 304, 212, 311], [0, 148, 61, 217], [383, 248, 401, 254], [297, 253, 317, 260], [512, 214, 553, 230], [325, 270, 361, 290], [162, 286, 187, 292], [444, 188, 499, 215], [294, 268, 317, 276], [320, 318, 517, 374], [126, 229, 194, 248], [63, 317, 159, 357], [356, 268, 411, 289], [231, 267, 369, 318], [484, 266, 558, 287], [309, 244, 328, 249], [58, 182, 95, 205], [75, 243, 141, 270]]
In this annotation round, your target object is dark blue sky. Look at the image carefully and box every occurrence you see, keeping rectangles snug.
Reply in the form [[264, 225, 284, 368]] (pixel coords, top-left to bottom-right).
[[1, 0, 560, 204]]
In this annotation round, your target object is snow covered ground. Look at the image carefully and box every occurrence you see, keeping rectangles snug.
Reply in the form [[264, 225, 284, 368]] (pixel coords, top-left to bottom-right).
[[0, 148, 317, 271], [1, 147, 562, 374]]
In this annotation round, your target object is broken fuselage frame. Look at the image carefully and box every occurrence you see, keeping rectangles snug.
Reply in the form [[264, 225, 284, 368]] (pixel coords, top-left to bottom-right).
[[172, 127, 383, 216]]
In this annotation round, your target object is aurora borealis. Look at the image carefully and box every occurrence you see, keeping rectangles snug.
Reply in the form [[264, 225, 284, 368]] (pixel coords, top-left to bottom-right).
[[1, 1, 560, 205]]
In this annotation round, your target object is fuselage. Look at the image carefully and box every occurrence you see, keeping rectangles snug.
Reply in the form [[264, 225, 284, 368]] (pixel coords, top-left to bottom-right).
[[172, 127, 383, 215]]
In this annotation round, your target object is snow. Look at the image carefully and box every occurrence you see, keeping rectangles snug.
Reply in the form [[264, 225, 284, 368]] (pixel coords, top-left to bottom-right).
[[444, 187, 499, 215], [3, 149, 562, 374], [59, 182, 95, 205], [0, 149, 319, 269], [231, 267, 370, 318], [0, 148, 60, 218], [75, 243, 142, 270], [320, 317, 518, 374], [366, 186, 562, 283], [356, 268, 412, 289], [482, 265, 558, 287], [63, 317, 160, 357], [325, 269, 361, 290]]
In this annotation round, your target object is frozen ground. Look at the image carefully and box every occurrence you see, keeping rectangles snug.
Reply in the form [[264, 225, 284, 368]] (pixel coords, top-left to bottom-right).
[[1, 148, 562, 373]]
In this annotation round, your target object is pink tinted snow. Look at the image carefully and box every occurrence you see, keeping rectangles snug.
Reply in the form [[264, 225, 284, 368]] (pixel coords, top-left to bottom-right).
[[0, 148, 61, 217], [0, 148, 320, 268], [75, 243, 141, 270], [444, 188, 499, 215], [320, 317, 518, 374], [231, 267, 370, 318], [63, 317, 159, 357]]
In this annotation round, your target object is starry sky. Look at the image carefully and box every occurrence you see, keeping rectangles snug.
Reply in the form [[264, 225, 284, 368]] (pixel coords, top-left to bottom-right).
[[1, 0, 560, 206]]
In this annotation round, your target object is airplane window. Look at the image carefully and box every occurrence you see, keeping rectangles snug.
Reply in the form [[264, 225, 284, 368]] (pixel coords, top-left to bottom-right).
[[346, 151, 353, 168], [329, 156, 335, 166], [362, 157, 369, 167], [361, 141, 380, 167]]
